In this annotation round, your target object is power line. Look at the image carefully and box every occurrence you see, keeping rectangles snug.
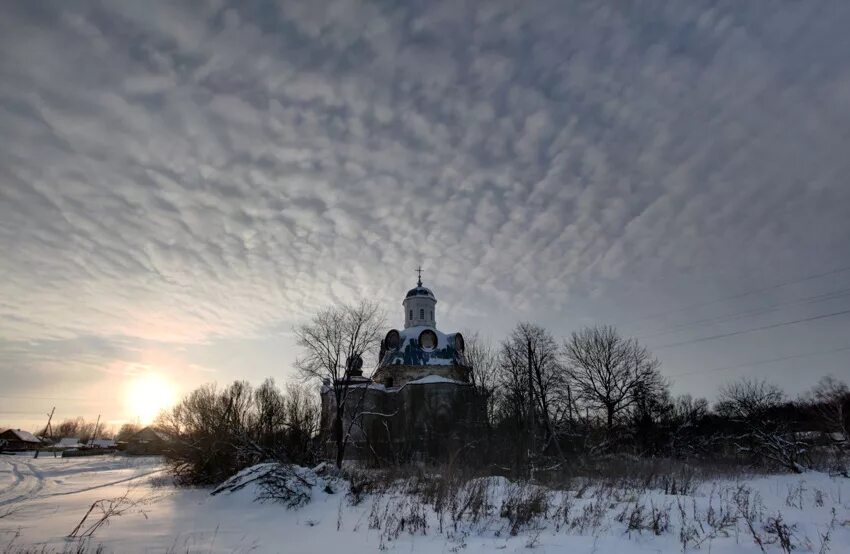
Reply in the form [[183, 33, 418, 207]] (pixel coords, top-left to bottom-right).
[[620, 264, 850, 327], [636, 286, 850, 340], [668, 345, 850, 378], [654, 308, 850, 350]]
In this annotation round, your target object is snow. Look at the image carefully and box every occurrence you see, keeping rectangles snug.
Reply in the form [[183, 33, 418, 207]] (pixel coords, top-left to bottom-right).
[[56, 438, 82, 448], [379, 326, 463, 367], [405, 375, 465, 385], [322, 381, 387, 394], [398, 325, 451, 349], [2, 455, 850, 553]]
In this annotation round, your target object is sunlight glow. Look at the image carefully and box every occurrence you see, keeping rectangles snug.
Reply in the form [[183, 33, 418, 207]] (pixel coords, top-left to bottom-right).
[[125, 373, 177, 425]]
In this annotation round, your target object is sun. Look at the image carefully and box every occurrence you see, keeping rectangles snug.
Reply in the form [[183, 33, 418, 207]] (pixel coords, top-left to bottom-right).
[[126, 373, 177, 425]]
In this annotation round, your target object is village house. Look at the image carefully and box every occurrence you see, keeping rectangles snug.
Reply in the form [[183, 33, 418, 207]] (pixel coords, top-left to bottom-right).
[[125, 426, 172, 455], [0, 429, 42, 451], [55, 437, 83, 449]]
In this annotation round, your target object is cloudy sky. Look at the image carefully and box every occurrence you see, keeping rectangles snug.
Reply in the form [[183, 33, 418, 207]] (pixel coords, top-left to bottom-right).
[[2, 1, 849, 430]]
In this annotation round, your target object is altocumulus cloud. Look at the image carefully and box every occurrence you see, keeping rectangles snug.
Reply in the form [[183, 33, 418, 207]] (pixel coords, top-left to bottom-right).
[[1, 1, 850, 420]]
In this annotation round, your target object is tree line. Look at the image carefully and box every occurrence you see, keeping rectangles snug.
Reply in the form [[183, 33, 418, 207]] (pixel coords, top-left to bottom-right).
[[153, 300, 849, 484], [34, 417, 141, 443], [467, 322, 848, 475]]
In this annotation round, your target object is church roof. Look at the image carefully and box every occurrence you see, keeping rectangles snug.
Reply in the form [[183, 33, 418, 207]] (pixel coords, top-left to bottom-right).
[[378, 326, 466, 368], [405, 286, 435, 300]]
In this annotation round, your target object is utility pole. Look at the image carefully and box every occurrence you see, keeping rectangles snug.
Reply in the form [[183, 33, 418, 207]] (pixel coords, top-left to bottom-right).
[[90, 414, 101, 446], [526, 337, 535, 480], [35, 406, 55, 459]]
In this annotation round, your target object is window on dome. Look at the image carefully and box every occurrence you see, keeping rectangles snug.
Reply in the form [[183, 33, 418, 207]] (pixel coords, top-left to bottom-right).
[[419, 308, 424, 319], [409, 309, 413, 320], [419, 329, 437, 350], [430, 310, 433, 320]]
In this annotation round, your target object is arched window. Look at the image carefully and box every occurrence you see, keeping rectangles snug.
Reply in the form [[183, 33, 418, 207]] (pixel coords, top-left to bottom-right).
[[419, 308, 424, 319], [409, 309, 413, 320], [430, 310, 433, 320]]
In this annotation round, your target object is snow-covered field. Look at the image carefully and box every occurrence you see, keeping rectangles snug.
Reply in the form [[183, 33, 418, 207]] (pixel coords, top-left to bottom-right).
[[2, 454, 849, 553]]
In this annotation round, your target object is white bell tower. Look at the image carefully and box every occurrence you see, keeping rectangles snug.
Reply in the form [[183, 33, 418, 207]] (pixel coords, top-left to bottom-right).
[[403, 266, 437, 329]]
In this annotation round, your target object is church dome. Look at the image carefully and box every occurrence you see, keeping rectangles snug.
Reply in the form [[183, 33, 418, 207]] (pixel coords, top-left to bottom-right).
[[405, 286, 435, 299]]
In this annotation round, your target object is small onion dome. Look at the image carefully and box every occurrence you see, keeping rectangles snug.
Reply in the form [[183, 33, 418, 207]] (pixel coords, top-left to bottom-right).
[[405, 286, 436, 299]]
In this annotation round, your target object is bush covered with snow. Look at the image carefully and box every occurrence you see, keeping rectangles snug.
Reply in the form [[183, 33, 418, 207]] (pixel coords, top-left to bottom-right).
[[211, 462, 344, 509]]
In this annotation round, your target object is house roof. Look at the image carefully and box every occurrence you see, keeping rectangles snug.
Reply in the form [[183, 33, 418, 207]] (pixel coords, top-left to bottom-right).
[[57, 437, 82, 447], [131, 426, 172, 442], [0, 429, 41, 443]]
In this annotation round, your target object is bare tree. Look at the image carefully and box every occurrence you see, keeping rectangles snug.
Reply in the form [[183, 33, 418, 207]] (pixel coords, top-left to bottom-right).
[[157, 379, 321, 485], [562, 325, 666, 431], [281, 382, 321, 461], [294, 300, 385, 468], [463, 331, 500, 427], [804, 376, 850, 445], [115, 423, 141, 442], [54, 417, 98, 442], [500, 323, 565, 456], [716, 378, 784, 420], [667, 394, 710, 456], [249, 378, 320, 464], [157, 381, 257, 484], [672, 394, 709, 423], [717, 378, 807, 473]]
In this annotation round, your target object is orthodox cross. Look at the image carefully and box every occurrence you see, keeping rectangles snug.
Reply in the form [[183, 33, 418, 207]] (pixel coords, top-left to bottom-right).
[[416, 265, 423, 287]]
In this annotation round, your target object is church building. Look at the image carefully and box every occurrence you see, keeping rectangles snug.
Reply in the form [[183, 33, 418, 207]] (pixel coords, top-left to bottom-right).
[[320, 273, 484, 463]]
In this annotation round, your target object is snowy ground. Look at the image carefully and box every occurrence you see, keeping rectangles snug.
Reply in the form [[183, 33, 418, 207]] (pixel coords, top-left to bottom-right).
[[2, 453, 849, 553]]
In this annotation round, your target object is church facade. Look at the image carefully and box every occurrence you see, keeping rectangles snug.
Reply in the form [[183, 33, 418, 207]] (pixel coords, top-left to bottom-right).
[[320, 276, 484, 463]]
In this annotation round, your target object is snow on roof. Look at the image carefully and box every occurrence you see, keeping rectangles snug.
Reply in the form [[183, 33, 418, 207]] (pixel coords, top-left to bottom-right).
[[131, 426, 172, 442], [378, 326, 465, 368], [322, 381, 387, 394], [3, 429, 41, 443], [405, 375, 465, 386], [57, 437, 82, 447], [322, 375, 470, 396], [90, 439, 116, 448], [153, 430, 172, 442]]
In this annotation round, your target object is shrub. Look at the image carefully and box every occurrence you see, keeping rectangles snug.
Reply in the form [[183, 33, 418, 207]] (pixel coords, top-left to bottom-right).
[[157, 379, 319, 485]]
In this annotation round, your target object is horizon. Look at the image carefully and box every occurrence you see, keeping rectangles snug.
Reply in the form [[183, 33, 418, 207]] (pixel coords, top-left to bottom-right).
[[2, 1, 850, 432]]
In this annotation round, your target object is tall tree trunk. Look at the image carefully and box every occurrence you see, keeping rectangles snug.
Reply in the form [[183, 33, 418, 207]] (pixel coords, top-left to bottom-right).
[[334, 408, 344, 468], [607, 405, 614, 431], [526, 337, 535, 478]]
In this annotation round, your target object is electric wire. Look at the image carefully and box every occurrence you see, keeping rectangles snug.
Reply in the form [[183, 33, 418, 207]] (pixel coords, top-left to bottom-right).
[[636, 286, 850, 339], [619, 264, 850, 327], [653, 308, 850, 350], [668, 345, 850, 378]]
